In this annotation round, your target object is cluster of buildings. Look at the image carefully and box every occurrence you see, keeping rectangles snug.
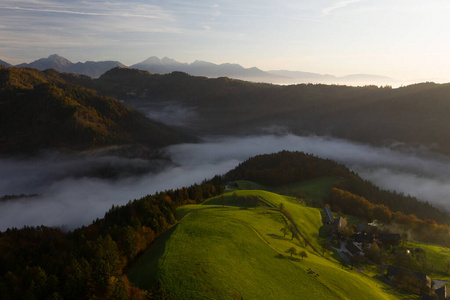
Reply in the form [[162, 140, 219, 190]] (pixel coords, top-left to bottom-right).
[[323, 207, 449, 299], [324, 206, 401, 255]]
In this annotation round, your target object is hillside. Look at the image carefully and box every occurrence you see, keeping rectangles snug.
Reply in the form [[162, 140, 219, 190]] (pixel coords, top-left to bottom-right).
[[0, 60, 11, 67], [129, 190, 400, 299], [93, 68, 450, 156], [224, 151, 450, 226], [0, 67, 196, 154], [1, 150, 449, 299]]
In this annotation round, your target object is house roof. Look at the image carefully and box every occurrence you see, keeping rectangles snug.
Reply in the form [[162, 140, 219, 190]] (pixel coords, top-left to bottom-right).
[[324, 207, 334, 223], [345, 242, 363, 256], [380, 233, 401, 240], [352, 233, 374, 243], [357, 223, 377, 233]]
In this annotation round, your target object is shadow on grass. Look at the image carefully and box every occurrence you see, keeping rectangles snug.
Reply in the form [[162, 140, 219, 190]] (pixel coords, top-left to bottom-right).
[[330, 249, 342, 262], [275, 254, 302, 262], [267, 233, 290, 241], [127, 225, 178, 291], [318, 224, 331, 238], [376, 276, 417, 300]]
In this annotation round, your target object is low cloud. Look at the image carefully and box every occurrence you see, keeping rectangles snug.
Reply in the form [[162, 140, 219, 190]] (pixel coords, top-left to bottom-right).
[[0, 134, 449, 231]]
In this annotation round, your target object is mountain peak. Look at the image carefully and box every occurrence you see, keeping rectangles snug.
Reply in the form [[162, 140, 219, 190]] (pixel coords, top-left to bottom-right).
[[161, 57, 185, 66], [0, 59, 12, 67], [141, 56, 162, 65], [46, 54, 72, 66]]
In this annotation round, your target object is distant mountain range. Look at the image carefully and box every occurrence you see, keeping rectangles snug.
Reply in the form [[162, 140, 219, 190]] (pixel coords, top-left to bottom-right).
[[1, 54, 394, 85], [14, 54, 125, 78], [130, 56, 277, 82], [0, 60, 11, 67]]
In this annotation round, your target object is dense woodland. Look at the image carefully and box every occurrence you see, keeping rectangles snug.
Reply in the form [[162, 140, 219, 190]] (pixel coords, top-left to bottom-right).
[[0, 67, 195, 154], [0, 177, 223, 299]]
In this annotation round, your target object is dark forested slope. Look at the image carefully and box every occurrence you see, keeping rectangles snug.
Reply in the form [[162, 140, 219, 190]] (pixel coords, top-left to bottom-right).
[[0, 67, 196, 154], [94, 68, 450, 155]]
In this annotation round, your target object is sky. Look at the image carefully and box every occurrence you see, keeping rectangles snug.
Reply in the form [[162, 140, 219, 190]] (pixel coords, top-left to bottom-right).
[[1, 0, 450, 82]]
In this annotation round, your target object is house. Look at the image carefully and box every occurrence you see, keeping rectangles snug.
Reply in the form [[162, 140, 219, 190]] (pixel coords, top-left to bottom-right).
[[334, 216, 347, 230], [379, 233, 401, 245], [352, 233, 374, 244], [323, 207, 334, 224], [386, 265, 432, 290], [356, 223, 377, 234], [436, 285, 449, 300], [345, 242, 363, 256]]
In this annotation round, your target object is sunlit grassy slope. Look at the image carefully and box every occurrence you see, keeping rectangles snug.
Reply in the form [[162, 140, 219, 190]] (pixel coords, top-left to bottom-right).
[[234, 177, 339, 204], [129, 189, 400, 299], [403, 241, 450, 281]]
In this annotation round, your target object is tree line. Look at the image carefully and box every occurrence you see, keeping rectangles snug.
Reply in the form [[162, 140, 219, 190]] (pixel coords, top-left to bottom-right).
[[0, 176, 224, 299], [329, 188, 450, 247]]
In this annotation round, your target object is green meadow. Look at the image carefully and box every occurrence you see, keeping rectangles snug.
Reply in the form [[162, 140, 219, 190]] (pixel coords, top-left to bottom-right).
[[403, 241, 450, 281], [233, 177, 339, 204], [128, 189, 402, 299]]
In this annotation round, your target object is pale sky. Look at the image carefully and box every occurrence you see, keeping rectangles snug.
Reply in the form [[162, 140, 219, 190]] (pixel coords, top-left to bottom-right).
[[1, 0, 450, 82]]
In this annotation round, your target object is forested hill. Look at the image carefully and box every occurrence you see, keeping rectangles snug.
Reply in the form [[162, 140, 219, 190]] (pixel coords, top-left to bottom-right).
[[94, 68, 450, 155], [224, 151, 450, 226], [0, 67, 196, 154]]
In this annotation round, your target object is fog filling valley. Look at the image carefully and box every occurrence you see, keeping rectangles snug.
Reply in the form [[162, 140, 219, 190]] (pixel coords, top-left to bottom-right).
[[1, 134, 450, 231]]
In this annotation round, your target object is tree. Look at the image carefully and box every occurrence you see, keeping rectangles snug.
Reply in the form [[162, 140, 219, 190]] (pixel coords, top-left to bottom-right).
[[444, 260, 450, 275], [320, 240, 331, 257], [365, 242, 384, 264], [280, 226, 289, 238], [350, 255, 362, 270], [286, 247, 297, 257], [290, 225, 299, 241], [299, 251, 308, 260]]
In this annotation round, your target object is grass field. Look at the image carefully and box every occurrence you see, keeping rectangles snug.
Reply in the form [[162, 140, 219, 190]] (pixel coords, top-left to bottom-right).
[[232, 177, 339, 204], [128, 189, 402, 299], [403, 241, 450, 281]]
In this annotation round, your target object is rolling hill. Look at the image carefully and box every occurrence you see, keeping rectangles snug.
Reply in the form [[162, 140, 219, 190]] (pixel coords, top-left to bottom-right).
[[128, 190, 400, 299], [93, 67, 450, 156], [2, 150, 449, 299], [0, 67, 196, 154]]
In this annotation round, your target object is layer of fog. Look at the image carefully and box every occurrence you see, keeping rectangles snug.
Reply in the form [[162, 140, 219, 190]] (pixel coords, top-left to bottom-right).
[[121, 99, 198, 127], [1, 134, 450, 231]]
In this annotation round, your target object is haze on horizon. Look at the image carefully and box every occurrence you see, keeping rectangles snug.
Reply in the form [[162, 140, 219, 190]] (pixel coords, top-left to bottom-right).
[[1, 0, 450, 83]]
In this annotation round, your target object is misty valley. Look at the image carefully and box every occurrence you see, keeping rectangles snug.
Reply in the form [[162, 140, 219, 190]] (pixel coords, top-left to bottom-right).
[[3, 134, 450, 231], [1, 66, 450, 299]]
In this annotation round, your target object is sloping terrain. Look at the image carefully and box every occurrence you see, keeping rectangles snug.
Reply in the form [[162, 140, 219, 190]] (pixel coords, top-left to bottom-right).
[[128, 190, 400, 299], [0, 67, 195, 154], [94, 68, 450, 155]]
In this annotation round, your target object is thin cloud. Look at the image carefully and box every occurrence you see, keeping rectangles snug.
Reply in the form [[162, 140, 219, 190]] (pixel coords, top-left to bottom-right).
[[0, 3, 175, 20], [322, 0, 360, 15]]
